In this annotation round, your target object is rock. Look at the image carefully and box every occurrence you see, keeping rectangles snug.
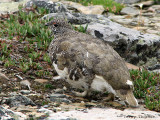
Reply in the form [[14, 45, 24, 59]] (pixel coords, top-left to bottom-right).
[[0, 0, 13, 2], [34, 79, 49, 83], [9, 92, 18, 96], [125, 62, 140, 70], [113, 18, 133, 25], [134, 1, 154, 8], [61, 1, 104, 15], [25, 0, 69, 13], [42, 12, 91, 24], [0, 0, 30, 14], [76, 5, 104, 15], [0, 106, 27, 120], [50, 93, 66, 98], [121, 7, 139, 16], [5, 95, 36, 107], [84, 20, 160, 65], [43, 11, 160, 66], [142, 12, 155, 17], [49, 93, 71, 103], [0, 73, 10, 82], [148, 5, 160, 14], [148, 64, 160, 71], [50, 97, 71, 104], [114, 0, 140, 4], [146, 29, 160, 35], [38, 107, 53, 114], [54, 88, 64, 93], [48, 107, 160, 120], [20, 90, 31, 94]]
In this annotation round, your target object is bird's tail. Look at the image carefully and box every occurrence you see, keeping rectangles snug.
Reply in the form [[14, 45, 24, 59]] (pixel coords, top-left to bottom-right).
[[116, 89, 138, 107]]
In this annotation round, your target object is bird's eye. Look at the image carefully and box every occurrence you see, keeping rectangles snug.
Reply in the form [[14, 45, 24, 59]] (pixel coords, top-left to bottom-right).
[[54, 24, 58, 27]]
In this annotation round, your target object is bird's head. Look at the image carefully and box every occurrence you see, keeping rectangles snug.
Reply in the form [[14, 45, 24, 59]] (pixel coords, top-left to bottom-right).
[[45, 18, 72, 35]]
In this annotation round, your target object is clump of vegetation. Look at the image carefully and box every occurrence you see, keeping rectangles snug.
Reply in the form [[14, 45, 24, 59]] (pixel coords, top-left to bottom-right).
[[154, 0, 160, 4], [73, 24, 88, 33], [0, 5, 53, 78], [130, 69, 160, 112], [67, 0, 124, 14]]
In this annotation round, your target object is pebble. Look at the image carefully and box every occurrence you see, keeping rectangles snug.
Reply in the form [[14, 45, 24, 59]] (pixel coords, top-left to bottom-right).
[[20, 90, 31, 95], [38, 107, 53, 114], [54, 88, 64, 93], [50, 93, 66, 98], [34, 79, 49, 84]]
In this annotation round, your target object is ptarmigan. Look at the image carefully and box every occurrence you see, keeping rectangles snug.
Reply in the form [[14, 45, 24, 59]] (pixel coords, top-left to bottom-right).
[[46, 19, 138, 107]]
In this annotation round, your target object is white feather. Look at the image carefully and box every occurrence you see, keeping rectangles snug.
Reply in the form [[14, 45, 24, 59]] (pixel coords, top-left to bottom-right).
[[91, 75, 116, 95], [53, 62, 68, 79], [126, 80, 133, 86]]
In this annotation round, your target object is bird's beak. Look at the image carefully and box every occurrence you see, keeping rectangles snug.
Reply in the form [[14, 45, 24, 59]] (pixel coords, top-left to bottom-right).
[[45, 22, 49, 26]]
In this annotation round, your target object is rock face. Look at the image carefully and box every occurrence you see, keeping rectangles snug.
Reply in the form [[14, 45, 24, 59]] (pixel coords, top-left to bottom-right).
[[5, 95, 36, 107], [43, 12, 160, 66], [120, 6, 139, 16], [26, 0, 69, 13], [0, 0, 30, 14], [85, 20, 160, 65], [60, 1, 105, 15]]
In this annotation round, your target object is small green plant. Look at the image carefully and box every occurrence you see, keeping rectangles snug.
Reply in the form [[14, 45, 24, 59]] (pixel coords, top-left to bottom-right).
[[0, 5, 53, 77], [43, 53, 51, 64], [130, 69, 160, 111], [0, 43, 11, 57], [45, 84, 55, 89], [73, 24, 88, 33]]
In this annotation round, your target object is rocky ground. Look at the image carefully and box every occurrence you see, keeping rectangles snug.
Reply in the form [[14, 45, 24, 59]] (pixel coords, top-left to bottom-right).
[[0, 0, 160, 120]]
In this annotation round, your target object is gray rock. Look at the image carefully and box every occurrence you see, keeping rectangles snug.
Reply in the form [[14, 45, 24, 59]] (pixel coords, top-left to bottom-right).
[[0, 106, 26, 120], [134, 1, 154, 8], [50, 98, 71, 104], [49, 93, 71, 103], [48, 117, 77, 120], [0, 0, 13, 2], [114, 0, 140, 4], [54, 88, 64, 93], [61, 1, 104, 15], [25, 0, 69, 13], [20, 90, 31, 94], [42, 12, 91, 24], [0, 0, 29, 14], [86, 21, 160, 65], [148, 64, 160, 71], [50, 93, 66, 98], [43, 12, 160, 65], [0, 106, 5, 116], [0, 72, 10, 82], [121, 7, 139, 16], [5, 95, 36, 107]]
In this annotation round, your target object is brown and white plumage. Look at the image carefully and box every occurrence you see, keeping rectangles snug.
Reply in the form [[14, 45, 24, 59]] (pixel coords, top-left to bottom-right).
[[46, 19, 138, 107]]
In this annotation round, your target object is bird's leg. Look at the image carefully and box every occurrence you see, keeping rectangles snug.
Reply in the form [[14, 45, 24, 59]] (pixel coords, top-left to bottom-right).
[[103, 93, 115, 102]]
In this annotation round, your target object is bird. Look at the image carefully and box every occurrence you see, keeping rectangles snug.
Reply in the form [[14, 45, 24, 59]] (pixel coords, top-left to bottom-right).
[[46, 18, 138, 107]]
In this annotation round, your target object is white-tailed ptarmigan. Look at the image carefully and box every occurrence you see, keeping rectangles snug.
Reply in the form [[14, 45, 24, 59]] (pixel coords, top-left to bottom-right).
[[46, 19, 138, 107]]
